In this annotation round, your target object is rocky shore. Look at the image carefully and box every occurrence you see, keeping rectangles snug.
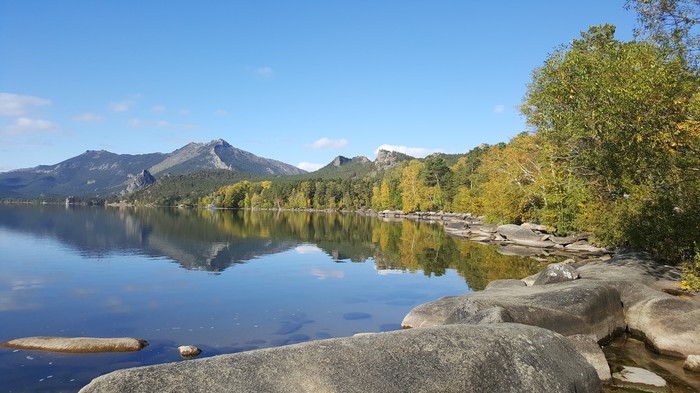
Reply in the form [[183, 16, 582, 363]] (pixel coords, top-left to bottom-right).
[[77, 212, 699, 392]]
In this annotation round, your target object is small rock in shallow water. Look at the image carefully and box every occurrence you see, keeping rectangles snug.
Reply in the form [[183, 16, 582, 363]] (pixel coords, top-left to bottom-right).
[[612, 366, 667, 390], [0, 336, 147, 353], [684, 355, 700, 372], [178, 345, 202, 358]]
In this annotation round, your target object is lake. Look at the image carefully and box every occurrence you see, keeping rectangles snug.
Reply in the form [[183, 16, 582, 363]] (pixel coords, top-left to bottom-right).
[[0, 205, 547, 392]]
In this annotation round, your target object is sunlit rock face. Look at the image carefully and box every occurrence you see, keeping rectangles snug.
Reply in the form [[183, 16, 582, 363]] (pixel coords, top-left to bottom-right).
[[123, 169, 156, 195], [79, 324, 601, 393]]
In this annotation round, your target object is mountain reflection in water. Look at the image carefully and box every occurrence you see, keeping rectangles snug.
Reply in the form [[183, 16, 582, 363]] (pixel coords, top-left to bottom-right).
[[0, 205, 554, 392], [0, 205, 547, 288]]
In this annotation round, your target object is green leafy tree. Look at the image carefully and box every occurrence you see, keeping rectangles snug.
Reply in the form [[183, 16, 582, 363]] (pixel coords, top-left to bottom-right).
[[523, 23, 700, 258], [625, 0, 699, 64]]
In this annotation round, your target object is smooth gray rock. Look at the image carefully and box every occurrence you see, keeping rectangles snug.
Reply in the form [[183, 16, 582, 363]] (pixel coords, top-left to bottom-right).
[[497, 245, 547, 257], [402, 280, 625, 343], [521, 272, 540, 286], [567, 334, 611, 381], [0, 336, 147, 353], [684, 355, 700, 372], [564, 242, 608, 253], [178, 345, 202, 358], [533, 263, 580, 285], [460, 306, 514, 324], [80, 324, 601, 393], [497, 224, 543, 241], [520, 222, 550, 232], [484, 279, 527, 290], [577, 253, 700, 358]]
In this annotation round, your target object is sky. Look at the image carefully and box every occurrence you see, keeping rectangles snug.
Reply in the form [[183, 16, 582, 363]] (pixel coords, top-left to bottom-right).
[[0, 1, 639, 172]]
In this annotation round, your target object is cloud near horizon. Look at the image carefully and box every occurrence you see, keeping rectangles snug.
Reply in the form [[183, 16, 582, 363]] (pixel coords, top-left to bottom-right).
[[297, 162, 324, 172], [374, 144, 442, 158], [0, 117, 59, 136], [0, 92, 51, 117], [306, 137, 348, 149], [493, 104, 505, 113]]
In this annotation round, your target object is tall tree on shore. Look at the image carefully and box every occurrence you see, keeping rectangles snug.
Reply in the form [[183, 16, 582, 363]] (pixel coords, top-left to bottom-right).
[[625, 0, 699, 65], [522, 23, 700, 259]]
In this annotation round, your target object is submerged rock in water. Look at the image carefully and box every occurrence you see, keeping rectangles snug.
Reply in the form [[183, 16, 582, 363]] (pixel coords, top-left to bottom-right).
[[79, 324, 601, 393], [0, 336, 148, 353], [612, 366, 668, 391]]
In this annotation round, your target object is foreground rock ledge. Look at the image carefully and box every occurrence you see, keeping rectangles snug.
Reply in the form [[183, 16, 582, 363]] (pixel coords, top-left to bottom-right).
[[0, 336, 148, 353], [80, 324, 600, 393]]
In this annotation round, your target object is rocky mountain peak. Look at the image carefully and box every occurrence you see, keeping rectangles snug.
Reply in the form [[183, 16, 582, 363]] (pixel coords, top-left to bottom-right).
[[375, 149, 412, 171], [332, 156, 352, 167], [122, 169, 156, 195], [209, 138, 231, 148]]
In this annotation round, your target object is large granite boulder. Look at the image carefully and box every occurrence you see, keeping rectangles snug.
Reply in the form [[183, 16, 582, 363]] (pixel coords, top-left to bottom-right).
[[80, 324, 601, 393], [402, 280, 625, 343], [533, 263, 580, 285], [496, 224, 554, 248], [577, 253, 700, 358]]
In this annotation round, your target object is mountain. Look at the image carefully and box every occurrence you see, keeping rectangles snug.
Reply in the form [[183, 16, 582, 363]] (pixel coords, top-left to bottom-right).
[[148, 139, 304, 176], [0, 139, 305, 198], [304, 149, 414, 180]]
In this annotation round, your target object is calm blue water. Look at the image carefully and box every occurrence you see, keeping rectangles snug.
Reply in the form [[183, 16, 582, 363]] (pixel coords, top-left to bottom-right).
[[0, 206, 543, 392], [0, 206, 486, 392]]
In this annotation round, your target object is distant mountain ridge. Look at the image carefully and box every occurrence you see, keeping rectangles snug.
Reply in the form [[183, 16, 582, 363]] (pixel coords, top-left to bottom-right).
[[307, 149, 413, 179], [0, 139, 306, 198]]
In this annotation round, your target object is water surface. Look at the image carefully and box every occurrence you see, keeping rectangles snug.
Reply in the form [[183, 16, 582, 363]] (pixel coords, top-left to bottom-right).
[[0, 205, 547, 392]]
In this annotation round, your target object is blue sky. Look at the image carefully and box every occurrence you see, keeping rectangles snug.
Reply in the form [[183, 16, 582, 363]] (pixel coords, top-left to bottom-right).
[[0, 1, 638, 172]]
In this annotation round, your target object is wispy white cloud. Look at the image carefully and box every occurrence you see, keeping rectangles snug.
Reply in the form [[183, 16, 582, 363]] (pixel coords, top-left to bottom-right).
[[493, 104, 505, 114], [151, 104, 167, 113], [375, 144, 442, 158], [214, 109, 228, 116], [297, 162, 324, 172], [72, 112, 102, 122], [255, 66, 274, 78], [127, 118, 198, 130], [110, 100, 135, 112], [0, 117, 59, 135], [306, 137, 348, 149], [109, 95, 141, 112], [0, 92, 51, 117], [179, 108, 191, 115]]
